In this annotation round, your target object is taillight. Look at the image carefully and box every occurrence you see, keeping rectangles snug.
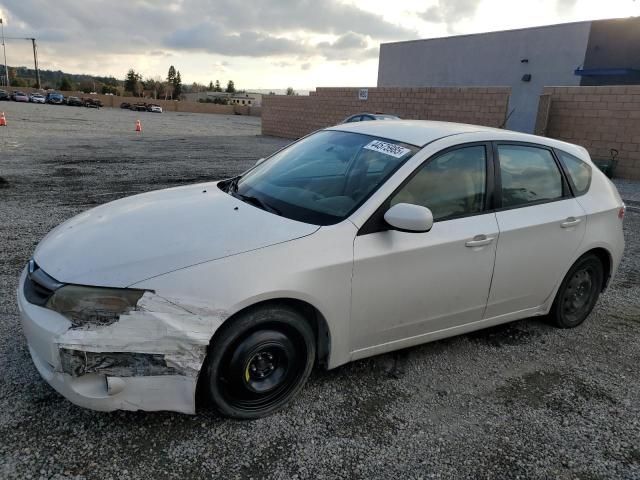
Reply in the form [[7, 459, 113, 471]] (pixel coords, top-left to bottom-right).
[[618, 206, 625, 220]]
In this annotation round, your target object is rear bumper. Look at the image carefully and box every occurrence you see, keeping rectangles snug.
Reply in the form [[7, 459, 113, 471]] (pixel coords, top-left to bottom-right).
[[17, 268, 197, 414]]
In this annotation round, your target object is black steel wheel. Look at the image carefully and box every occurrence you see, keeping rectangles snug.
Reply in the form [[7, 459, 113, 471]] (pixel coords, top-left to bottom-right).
[[203, 304, 315, 419], [549, 253, 604, 328]]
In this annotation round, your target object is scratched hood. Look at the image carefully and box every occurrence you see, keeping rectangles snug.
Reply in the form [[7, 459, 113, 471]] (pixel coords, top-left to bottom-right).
[[34, 182, 319, 287]]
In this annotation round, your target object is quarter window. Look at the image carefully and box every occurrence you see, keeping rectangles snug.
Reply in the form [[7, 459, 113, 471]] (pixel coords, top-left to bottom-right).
[[498, 145, 563, 208], [557, 150, 591, 195], [391, 146, 487, 221]]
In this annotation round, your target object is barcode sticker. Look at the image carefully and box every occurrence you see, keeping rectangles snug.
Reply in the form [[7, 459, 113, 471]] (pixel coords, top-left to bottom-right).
[[363, 140, 411, 158]]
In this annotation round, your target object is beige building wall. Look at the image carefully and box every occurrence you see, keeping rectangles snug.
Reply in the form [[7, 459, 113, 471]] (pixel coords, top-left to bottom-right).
[[536, 85, 640, 179]]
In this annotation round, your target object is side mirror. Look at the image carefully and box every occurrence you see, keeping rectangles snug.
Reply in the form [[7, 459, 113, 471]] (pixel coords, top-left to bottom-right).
[[384, 203, 434, 233], [255, 157, 266, 166]]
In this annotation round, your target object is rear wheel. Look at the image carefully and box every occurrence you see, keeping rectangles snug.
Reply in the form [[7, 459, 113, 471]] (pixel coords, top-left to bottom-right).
[[548, 254, 604, 328], [203, 304, 315, 419]]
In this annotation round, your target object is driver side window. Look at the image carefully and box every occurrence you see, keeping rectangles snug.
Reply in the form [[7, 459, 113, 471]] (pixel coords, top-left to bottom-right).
[[390, 146, 487, 221]]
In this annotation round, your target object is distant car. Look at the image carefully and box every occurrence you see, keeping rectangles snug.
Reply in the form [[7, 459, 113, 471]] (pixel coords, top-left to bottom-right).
[[131, 102, 148, 112], [83, 98, 103, 108], [29, 93, 46, 104], [46, 92, 65, 105], [66, 96, 83, 107], [342, 113, 400, 123], [11, 91, 30, 102], [0, 89, 9, 101], [120, 102, 131, 109], [147, 104, 162, 113]]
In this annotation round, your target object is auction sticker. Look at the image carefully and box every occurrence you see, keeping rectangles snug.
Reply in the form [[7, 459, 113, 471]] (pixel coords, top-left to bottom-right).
[[363, 140, 411, 158]]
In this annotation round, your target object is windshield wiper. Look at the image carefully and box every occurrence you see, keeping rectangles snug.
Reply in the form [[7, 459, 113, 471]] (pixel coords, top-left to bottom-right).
[[233, 192, 282, 216], [226, 175, 241, 193]]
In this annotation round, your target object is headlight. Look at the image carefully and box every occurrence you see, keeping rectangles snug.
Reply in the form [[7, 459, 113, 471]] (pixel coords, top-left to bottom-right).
[[46, 285, 145, 326]]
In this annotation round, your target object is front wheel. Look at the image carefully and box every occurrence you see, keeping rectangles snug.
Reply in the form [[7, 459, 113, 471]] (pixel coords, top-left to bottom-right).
[[548, 254, 604, 328], [202, 304, 315, 419]]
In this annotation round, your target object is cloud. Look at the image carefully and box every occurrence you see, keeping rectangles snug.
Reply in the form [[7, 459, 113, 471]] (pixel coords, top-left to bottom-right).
[[316, 32, 378, 60], [2, 0, 405, 70], [165, 24, 309, 57], [300, 63, 311, 70], [196, 0, 415, 39], [419, 0, 480, 31], [555, 0, 578, 13]]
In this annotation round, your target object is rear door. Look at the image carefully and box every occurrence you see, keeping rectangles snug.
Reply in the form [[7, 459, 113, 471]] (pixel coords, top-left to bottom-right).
[[485, 143, 586, 318]]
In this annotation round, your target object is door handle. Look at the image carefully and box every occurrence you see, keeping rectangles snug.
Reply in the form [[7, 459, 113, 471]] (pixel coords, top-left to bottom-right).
[[465, 234, 495, 247], [561, 217, 582, 228]]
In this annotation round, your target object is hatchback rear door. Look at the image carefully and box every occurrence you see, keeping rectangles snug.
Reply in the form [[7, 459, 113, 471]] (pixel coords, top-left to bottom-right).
[[485, 143, 586, 319]]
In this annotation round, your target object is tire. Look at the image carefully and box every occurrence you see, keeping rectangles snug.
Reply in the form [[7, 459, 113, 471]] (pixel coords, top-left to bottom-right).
[[202, 304, 315, 419], [548, 254, 604, 328]]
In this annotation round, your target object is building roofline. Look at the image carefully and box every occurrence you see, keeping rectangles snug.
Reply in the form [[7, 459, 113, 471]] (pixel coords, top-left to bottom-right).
[[380, 16, 638, 48]]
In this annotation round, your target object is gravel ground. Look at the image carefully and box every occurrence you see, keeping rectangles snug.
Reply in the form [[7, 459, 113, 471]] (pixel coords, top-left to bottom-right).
[[0, 102, 639, 480]]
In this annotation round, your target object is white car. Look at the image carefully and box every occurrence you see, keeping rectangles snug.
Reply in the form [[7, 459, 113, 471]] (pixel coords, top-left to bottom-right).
[[29, 93, 46, 104], [18, 121, 625, 418], [148, 104, 162, 113]]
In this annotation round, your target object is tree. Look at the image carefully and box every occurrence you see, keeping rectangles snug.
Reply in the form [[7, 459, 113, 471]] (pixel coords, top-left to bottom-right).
[[143, 76, 163, 99], [225, 80, 236, 93], [173, 71, 183, 98], [214, 80, 222, 92], [101, 84, 118, 95], [286, 87, 296, 96], [124, 69, 141, 96], [208, 80, 214, 90], [59, 76, 73, 91], [167, 65, 176, 85]]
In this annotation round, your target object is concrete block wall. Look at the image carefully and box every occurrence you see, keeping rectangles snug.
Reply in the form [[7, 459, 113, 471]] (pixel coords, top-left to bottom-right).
[[537, 86, 640, 179], [262, 86, 511, 139]]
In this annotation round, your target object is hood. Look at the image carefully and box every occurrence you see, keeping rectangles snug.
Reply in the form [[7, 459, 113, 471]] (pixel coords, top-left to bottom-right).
[[34, 182, 319, 287]]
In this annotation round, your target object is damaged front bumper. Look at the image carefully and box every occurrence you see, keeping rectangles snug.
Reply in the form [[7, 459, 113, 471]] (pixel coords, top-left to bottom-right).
[[17, 268, 222, 414]]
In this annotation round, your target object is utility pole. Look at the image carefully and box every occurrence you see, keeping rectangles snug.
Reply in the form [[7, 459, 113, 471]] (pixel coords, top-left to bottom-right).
[[0, 18, 8, 88], [31, 38, 40, 88], [4, 36, 41, 88]]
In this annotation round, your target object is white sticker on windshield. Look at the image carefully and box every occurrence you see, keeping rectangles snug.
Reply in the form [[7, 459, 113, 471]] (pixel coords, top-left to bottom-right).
[[363, 140, 411, 158]]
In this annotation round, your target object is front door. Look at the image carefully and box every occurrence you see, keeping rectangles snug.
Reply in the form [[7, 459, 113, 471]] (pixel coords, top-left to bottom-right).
[[350, 144, 499, 355]]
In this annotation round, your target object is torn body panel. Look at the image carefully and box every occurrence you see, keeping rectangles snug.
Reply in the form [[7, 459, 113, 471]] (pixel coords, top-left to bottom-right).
[[59, 349, 187, 377], [19, 272, 226, 414], [56, 292, 226, 378]]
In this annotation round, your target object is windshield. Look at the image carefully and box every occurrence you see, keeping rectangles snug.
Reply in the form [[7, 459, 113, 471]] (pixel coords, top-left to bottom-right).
[[225, 130, 418, 225]]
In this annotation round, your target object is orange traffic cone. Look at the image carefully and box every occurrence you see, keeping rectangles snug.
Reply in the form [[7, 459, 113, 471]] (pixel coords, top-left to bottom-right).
[[135, 119, 142, 133], [0, 112, 6, 127]]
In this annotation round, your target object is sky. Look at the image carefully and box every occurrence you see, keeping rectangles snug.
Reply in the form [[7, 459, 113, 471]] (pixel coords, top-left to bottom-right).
[[0, 0, 638, 91]]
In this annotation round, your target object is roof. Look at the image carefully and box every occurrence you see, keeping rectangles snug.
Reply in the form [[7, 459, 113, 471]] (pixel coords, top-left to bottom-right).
[[326, 120, 589, 159], [327, 120, 501, 147]]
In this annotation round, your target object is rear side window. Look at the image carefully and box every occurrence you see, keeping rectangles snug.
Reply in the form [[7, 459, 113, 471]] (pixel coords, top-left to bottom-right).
[[391, 145, 487, 221], [557, 150, 591, 196], [498, 145, 563, 208]]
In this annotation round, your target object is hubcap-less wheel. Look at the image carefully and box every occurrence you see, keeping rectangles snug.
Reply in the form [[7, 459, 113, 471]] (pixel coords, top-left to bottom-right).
[[220, 329, 305, 411], [550, 254, 604, 328], [203, 305, 316, 419], [562, 268, 594, 323]]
